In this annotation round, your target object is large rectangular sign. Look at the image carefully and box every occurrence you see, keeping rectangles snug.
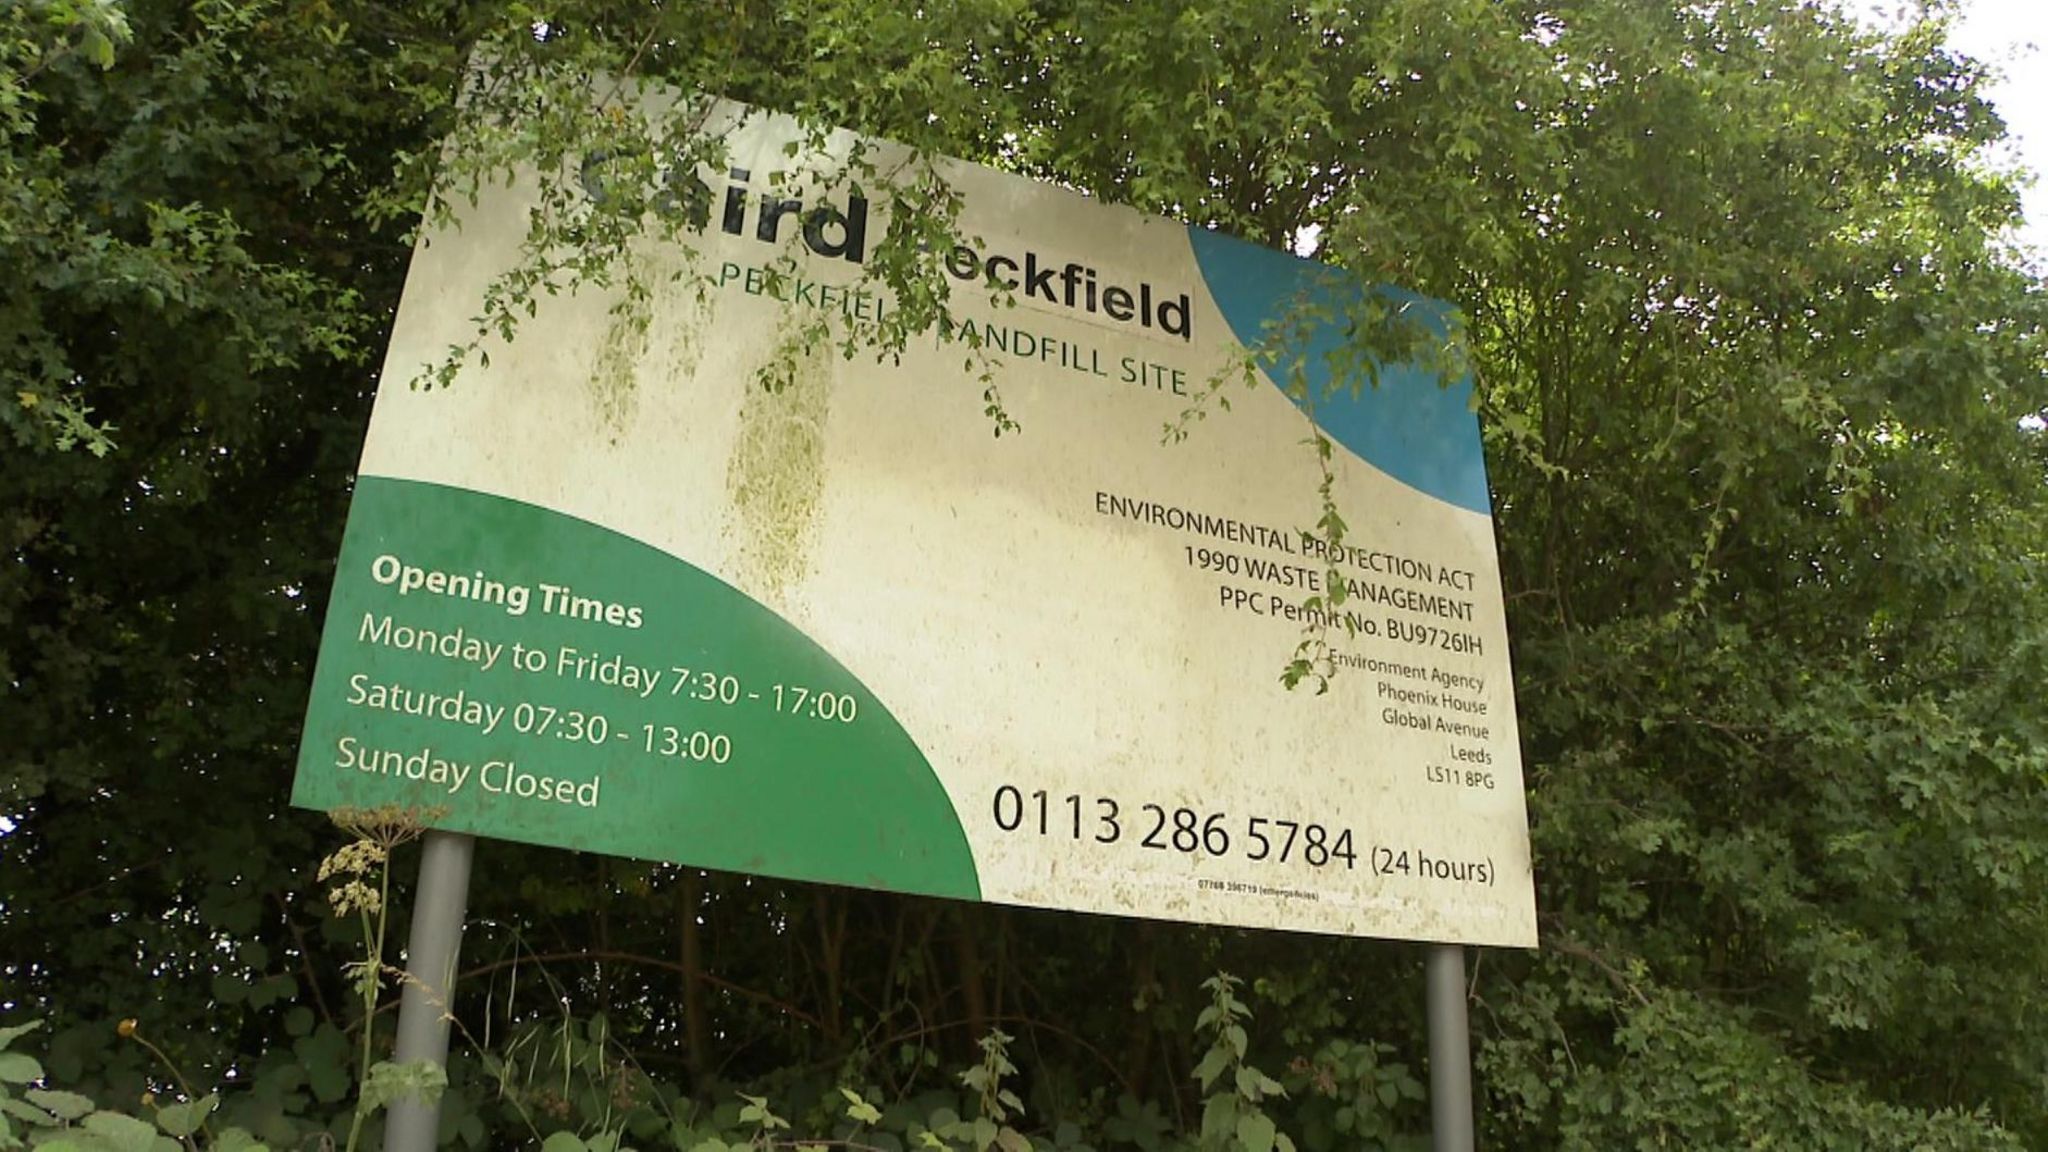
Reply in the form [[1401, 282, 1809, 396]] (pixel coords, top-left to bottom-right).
[[293, 95, 1538, 947]]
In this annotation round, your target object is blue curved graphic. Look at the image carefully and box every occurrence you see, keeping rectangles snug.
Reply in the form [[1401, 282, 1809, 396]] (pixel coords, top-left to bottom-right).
[[1186, 227, 1491, 515]]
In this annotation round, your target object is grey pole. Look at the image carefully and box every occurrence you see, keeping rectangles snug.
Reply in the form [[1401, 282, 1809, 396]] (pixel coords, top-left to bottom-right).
[[1426, 944, 1476, 1152], [383, 830, 477, 1152]]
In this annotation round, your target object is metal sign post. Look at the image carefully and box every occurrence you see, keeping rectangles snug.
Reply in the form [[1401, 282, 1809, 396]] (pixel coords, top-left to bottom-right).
[[383, 830, 476, 1152], [1426, 944, 1476, 1152]]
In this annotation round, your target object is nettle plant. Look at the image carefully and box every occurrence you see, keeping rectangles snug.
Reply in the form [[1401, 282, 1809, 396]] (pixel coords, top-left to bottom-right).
[[4, 810, 1398, 1152], [0, 809, 446, 1152], [0, 987, 1313, 1152], [0, 1017, 247, 1152]]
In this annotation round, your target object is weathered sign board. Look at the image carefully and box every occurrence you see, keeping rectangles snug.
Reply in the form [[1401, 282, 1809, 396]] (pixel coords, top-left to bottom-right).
[[293, 94, 1537, 947]]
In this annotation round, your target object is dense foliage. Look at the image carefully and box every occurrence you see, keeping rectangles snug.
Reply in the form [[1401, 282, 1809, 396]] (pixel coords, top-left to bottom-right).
[[5, 1, 2046, 1149]]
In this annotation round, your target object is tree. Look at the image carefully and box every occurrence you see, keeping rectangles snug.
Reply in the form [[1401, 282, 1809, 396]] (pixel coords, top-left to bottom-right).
[[4, 2, 2045, 1149]]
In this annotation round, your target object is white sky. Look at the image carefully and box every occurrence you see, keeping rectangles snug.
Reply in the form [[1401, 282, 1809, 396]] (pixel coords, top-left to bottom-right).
[[1854, 0, 2048, 257]]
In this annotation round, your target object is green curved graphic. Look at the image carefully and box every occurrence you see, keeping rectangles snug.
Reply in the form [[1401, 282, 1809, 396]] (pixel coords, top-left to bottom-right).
[[293, 476, 980, 899]]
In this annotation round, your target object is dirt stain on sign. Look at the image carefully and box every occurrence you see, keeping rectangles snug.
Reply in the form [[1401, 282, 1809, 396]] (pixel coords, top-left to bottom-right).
[[591, 246, 715, 439], [589, 291, 650, 437], [724, 327, 832, 605]]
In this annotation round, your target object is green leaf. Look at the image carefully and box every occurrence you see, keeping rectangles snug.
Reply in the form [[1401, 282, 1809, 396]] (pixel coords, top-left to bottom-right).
[[840, 1088, 883, 1126], [81, 28, 115, 69], [1199, 1095, 1237, 1145], [0, 1056, 42, 1085], [1193, 1046, 1230, 1090], [735, 1092, 787, 1132], [208, 974, 244, 1007], [1236, 1113, 1277, 1152], [25, 1090, 94, 1122], [358, 1061, 447, 1114], [294, 1027, 350, 1105], [1, 1098, 55, 1127], [154, 1094, 218, 1139], [0, 1023, 43, 1053], [81, 1111, 160, 1152], [541, 1132, 590, 1152], [245, 975, 297, 1011], [213, 1128, 270, 1152]]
